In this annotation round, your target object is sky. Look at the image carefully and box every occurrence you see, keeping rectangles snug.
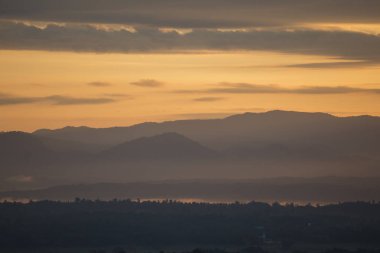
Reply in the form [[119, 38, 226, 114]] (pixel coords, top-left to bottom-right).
[[0, 0, 380, 132]]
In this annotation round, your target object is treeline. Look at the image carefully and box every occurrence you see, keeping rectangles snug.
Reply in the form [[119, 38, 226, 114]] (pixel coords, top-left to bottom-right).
[[89, 248, 380, 253], [1, 200, 380, 249]]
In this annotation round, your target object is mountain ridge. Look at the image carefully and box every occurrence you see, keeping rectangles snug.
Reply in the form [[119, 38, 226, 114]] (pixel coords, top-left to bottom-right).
[[34, 110, 378, 134], [32, 110, 380, 151], [1, 110, 380, 191], [100, 132, 217, 161]]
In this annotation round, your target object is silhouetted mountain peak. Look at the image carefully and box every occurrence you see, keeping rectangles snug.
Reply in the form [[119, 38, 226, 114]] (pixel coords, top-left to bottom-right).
[[34, 125, 93, 135], [225, 110, 333, 121], [101, 132, 215, 160], [266, 110, 333, 118], [2, 111, 380, 190]]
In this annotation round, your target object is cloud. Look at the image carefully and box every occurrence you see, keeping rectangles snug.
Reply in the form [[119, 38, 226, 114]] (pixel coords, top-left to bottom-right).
[[193, 97, 226, 102], [130, 79, 164, 88], [285, 61, 379, 69], [171, 112, 234, 120], [103, 93, 133, 98], [0, 93, 116, 106], [290, 86, 380, 95], [43, 95, 115, 105], [87, 81, 112, 87], [0, 21, 379, 62], [0, 93, 38, 105], [1, 0, 380, 28], [175, 83, 380, 95]]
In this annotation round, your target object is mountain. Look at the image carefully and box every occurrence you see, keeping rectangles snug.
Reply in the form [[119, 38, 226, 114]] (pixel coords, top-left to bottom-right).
[[34, 110, 380, 154], [0, 131, 48, 154], [0, 132, 53, 170], [0, 131, 97, 191], [1, 110, 380, 191], [100, 132, 216, 161], [33, 110, 380, 173]]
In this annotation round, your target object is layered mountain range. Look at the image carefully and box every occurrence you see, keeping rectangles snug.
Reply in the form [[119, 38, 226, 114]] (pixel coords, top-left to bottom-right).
[[1, 110, 380, 191]]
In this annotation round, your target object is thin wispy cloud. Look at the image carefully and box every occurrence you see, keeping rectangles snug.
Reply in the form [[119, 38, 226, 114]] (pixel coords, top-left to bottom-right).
[[0, 93, 116, 106], [171, 112, 234, 120], [103, 93, 133, 98], [130, 79, 164, 88], [285, 61, 379, 69], [0, 93, 37, 105], [193, 97, 226, 102], [87, 81, 112, 87], [176, 83, 380, 95], [44, 95, 115, 105]]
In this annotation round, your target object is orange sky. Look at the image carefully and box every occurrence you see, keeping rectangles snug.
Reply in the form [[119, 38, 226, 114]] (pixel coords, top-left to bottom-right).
[[1, 49, 380, 132], [1, 1, 380, 131]]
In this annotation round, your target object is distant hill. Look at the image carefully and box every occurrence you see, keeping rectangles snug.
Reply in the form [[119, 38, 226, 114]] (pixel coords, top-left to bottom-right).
[[34, 110, 380, 154], [0, 131, 95, 190], [0, 132, 53, 172], [1, 110, 380, 191], [100, 132, 217, 161], [0, 131, 50, 156]]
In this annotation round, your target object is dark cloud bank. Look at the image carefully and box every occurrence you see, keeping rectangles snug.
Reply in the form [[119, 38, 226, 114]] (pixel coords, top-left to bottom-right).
[[0, 21, 379, 63], [0, 0, 379, 65], [1, 0, 380, 28]]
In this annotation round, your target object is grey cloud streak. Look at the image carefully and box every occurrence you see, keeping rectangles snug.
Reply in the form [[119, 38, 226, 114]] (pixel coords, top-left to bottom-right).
[[44, 95, 115, 105], [0, 22, 380, 62], [87, 81, 112, 87], [176, 83, 380, 95], [1, 0, 380, 28], [130, 79, 164, 88], [0, 93, 116, 106], [285, 61, 380, 69], [193, 97, 226, 102]]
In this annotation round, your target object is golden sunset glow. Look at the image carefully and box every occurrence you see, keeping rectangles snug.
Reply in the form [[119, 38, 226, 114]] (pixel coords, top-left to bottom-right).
[[1, 1, 380, 132], [1, 49, 380, 131]]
